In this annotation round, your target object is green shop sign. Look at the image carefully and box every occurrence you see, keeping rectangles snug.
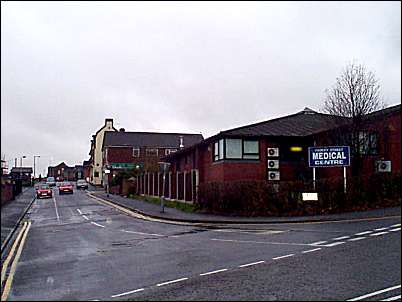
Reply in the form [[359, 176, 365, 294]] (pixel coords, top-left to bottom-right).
[[110, 163, 143, 170]]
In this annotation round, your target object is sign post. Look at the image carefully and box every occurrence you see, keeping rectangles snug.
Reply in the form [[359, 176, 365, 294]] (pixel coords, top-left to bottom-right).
[[308, 146, 350, 193], [158, 162, 171, 213], [104, 168, 111, 197]]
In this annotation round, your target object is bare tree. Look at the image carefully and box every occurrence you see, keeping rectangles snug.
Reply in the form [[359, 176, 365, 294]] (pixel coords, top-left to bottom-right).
[[323, 62, 385, 176]]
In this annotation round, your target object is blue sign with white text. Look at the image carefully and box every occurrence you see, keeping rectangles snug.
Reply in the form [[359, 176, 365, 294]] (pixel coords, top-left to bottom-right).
[[308, 146, 350, 167]]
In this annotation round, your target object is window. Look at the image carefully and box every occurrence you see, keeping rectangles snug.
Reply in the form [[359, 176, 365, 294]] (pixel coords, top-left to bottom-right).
[[225, 139, 242, 158], [165, 149, 177, 155], [213, 138, 259, 161], [219, 139, 224, 160], [359, 132, 378, 155], [94, 171, 99, 177], [146, 148, 158, 156], [243, 140, 259, 159], [214, 142, 219, 161], [133, 148, 140, 157]]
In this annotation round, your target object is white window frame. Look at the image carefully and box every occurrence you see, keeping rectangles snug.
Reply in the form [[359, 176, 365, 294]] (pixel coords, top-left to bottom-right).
[[133, 148, 140, 157], [146, 148, 159, 157], [165, 148, 177, 155]]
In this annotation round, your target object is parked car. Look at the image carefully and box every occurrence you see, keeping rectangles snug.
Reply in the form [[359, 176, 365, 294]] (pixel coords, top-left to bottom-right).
[[59, 182, 73, 195], [46, 177, 56, 187], [76, 179, 88, 190], [36, 184, 53, 199]]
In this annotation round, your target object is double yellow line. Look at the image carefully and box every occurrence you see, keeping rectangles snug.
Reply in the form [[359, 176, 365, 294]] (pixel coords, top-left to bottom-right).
[[1, 221, 31, 301]]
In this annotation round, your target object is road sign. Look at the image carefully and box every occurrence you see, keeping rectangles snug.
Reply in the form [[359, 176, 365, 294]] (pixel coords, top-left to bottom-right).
[[308, 146, 350, 167]]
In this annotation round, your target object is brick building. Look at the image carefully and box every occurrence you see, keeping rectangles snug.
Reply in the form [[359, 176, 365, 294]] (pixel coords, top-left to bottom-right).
[[47, 162, 84, 181], [135, 105, 400, 203], [102, 129, 203, 188]]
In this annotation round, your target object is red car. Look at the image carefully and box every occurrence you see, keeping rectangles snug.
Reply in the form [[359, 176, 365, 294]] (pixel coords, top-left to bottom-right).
[[36, 184, 53, 199], [59, 182, 74, 195]]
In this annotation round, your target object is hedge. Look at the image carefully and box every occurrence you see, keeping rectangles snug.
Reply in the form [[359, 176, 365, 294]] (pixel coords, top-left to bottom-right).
[[196, 173, 401, 216]]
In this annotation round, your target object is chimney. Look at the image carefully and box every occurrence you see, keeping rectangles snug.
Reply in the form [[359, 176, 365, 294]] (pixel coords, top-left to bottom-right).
[[105, 118, 114, 129], [179, 135, 184, 149]]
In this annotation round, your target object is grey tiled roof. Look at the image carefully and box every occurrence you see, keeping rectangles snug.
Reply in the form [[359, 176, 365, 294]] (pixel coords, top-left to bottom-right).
[[221, 108, 350, 137], [10, 167, 33, 173], [103, 131, 204, 149]]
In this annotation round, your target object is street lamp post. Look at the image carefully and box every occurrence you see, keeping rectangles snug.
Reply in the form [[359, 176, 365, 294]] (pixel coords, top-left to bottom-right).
[[33, 155, 40, 183], [19, 155, 26, 186]]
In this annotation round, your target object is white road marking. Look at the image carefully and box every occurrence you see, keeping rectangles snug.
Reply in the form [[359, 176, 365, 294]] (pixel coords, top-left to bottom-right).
[[369, 232, 388, 237], [332, 236, 350, 240], [199, 269, 228, 276], [212, 229, 284, 235], [91, 222, 105, 228], [211, 238, 313, 246], [310, 241, 328, 245], [77, 209, 82, 215], [323, 241, 345, 247], [238, 261, 265, 268], [272, 254, 294, 260], [302, 248, 321, 254], [348, 237, 366, 242], [389, 228, 401, 232], [355, 231, 373, 236], [82, 215, 89, 220], [111, 288, 144, 298], [374, 227, 389, 231], [390, 224, 401, 228], [156, 277, 188, 287], [347, 284, 401, 301], [122, 230, 165, 237], [52, 196, 60, 222], [381, 295, 401, 301]]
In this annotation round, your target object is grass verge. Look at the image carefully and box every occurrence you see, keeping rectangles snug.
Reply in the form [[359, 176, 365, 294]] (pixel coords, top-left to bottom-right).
[[127, 194, 198, 213]]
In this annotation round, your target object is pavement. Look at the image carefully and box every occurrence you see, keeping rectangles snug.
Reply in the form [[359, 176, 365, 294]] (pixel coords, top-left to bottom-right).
[[1, 187, 36, 252], [89, 190, 402, 224]]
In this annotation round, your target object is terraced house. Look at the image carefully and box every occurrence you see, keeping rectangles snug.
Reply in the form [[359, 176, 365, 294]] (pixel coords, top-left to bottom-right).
[[101, 129, 203, 190]]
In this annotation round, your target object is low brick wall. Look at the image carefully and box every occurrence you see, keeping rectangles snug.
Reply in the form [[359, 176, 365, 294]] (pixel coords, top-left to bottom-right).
[[1, 183, 14, 206]]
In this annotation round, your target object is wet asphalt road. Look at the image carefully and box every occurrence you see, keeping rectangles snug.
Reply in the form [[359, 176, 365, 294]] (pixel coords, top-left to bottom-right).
[[3, 186, 401, 301]]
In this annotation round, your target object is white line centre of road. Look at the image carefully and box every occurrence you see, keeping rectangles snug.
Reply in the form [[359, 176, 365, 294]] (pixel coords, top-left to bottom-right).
[[52, 196, 60, 222], [272, 254, 294, 260], [77, 209, 82, 215], [122, 230, 165, 237], [91, 222, 105, 228], [239, 261, 265, 268], [302, 248, 321, 254], [156, 277, 188, 287], [381, 295, 401, 301], [82, 215, 89, 220], [390, 223, 401, 228], [199, 269, 228, 276], [369, 231, 388, 236], [355, 231, 373, 236], [211, 238, 313, 246], [347, 284, 401, 301], [111, 288, 144, 298], [348, 237, 366, 242], [389, 228, 401, 232]]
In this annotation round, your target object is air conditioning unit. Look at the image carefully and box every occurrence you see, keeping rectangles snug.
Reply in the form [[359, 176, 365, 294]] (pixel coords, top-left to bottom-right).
[[267, 159, 279, 169], [376, 160, 391, 172], [268, 171, 280, 181], [267, 147, 279, 157]]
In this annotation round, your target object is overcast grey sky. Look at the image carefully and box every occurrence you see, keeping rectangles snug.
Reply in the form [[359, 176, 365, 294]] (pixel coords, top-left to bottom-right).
[[1, 1, 401, 176]]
